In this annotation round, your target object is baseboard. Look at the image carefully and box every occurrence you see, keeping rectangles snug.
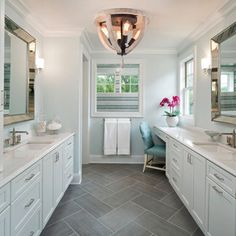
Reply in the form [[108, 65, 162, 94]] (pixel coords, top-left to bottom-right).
[[89, 154, 144, 164], [71, 173, 81, 184]]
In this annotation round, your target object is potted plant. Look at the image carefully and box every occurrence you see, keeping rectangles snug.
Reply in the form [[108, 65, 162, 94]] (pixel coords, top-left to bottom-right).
[[160, 96, 180, 127]]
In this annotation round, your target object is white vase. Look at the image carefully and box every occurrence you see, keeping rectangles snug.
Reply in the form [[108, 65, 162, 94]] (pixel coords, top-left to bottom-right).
[[166, 116, 179, 127]]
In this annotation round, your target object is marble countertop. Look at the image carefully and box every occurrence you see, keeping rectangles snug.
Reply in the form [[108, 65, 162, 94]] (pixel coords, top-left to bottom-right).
[[154, 126, 236, 177], [0, 132, 74, 188]]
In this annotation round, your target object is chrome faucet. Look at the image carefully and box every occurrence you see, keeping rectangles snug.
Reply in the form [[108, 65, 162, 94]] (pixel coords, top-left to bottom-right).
[[220, 129, 236, 148], [10, 128, 29, 146]]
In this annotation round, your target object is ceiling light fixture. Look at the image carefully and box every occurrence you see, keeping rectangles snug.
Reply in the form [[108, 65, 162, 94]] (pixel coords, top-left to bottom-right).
[[95, 8, 148, 59]]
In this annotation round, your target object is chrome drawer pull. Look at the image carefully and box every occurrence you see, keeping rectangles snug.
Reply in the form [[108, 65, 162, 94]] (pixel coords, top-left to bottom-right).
[[173, 144, 178, 148], [214, 173, 224, 181], [172, 177, 177, 183], [173, 158, 177, 163], [29, 231, 34, 236], [67, 174, 72, 179], [25, 198, 35, 208], [67, 156, 72, 160], [25, 174, 35, 181], [213, 186, 223, 194], [67, 142, 72, 146], [54, 152, 60, 162]]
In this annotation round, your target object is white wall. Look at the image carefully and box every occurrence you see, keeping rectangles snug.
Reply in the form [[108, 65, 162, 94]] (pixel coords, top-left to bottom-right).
[[178, 7, 236, 132], [90, 52, 177, 162], [42, 36, 81, 174]]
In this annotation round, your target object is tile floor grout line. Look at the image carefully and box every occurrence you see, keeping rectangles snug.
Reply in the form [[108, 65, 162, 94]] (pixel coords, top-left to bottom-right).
[[130, 199, 192, 234], [45, 209, 84, 228], [63, 219, 81, 236], [71, 199, 114, 233], [110, 210, 152, 235], [165, 206, 199, 234]]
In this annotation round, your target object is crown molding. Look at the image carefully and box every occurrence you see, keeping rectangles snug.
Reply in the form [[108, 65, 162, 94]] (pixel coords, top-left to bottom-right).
[[80, 31, 93, 53], [43, 28, 83, 37], [178, 0, 236, 53], [7, 0, 83, 37]]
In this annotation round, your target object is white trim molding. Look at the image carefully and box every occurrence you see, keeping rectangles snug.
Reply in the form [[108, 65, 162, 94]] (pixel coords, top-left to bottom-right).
[[89, 155, 144, 164], [178, 0, 236, 53], [91, 58, 145, 118]]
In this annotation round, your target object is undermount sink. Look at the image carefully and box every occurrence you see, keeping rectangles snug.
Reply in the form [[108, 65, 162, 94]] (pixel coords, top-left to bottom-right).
[[4, 140, 54, 153], [18, 140, 54, 150], [193, 142, 235, 154]]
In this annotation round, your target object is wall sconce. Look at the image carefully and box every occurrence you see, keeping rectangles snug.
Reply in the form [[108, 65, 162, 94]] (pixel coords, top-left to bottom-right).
[[29, 42, 36, 53], [201, 58, 211, 74], [36, 58, 45, 71]]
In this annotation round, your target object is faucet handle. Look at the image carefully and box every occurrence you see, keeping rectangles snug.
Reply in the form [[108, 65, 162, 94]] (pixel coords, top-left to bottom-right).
[[16, 135, 21, 144]]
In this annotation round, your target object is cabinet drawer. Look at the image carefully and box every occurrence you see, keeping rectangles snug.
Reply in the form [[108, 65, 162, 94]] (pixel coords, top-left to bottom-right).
[[207, 161, 236, 197], [170, 167, 181, 193], [169, 139, 183, 156], [0, 183, 10, 213], [63, 137, 74, 168], [170, 150, 182, 172], [16, 206, 41, 236], [65, 136, 74, 148], [11, 161, 42, 201], [64, 162, 73, 191], [154, 128, 168, 142], [0, 206, 10, 236], [11, 178, 41, 235]]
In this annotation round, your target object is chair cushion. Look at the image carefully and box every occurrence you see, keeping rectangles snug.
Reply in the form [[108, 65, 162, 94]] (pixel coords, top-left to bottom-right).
[[145, 145, 166, 157], [139, 121, 154, 150]]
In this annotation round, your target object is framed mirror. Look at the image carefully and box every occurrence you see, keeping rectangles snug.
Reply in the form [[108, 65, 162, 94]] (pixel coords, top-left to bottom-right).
[[211, 21, 236, 124], [4, 16, 36, 125]]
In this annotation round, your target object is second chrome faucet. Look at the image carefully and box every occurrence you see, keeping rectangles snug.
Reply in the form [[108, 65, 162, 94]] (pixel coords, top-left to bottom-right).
[[9, 128, 29, 146], [220, 129, 236, 148]]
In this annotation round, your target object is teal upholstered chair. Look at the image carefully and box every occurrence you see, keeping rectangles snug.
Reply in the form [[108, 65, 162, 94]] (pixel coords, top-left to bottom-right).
[[139, 121, 166, 172]]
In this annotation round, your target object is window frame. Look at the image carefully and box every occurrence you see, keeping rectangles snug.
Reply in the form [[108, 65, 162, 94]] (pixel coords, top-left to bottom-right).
[[91, 59, 144, 117], [179, 53, 195, 120]]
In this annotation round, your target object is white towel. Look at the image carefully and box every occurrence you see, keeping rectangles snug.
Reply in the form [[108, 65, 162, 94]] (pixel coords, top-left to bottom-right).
[[117, 119, 131, 155], [104, 119, 117, 155]]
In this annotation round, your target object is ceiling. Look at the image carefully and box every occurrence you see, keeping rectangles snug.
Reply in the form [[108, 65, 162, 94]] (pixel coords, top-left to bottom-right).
[[17, 0, 231, 52]]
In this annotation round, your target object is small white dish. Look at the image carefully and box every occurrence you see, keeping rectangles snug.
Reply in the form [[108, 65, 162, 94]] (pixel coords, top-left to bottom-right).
[[204, 130, 220, 138]]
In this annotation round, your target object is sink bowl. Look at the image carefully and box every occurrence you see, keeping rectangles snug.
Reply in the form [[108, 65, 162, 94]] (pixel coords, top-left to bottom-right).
[[18, 142, 50, 151], [27, 140, 53, 145], [4, 140, 54, 153], [193, 142, 235, 154]]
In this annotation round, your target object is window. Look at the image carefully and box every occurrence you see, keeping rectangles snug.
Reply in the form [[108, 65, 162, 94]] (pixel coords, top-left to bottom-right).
[[220, 71, 234, 92], [96, 74, 115, 93], [180, 58, 194, 116], [92, 60, 144, 117], [121, 75, 139, 93]]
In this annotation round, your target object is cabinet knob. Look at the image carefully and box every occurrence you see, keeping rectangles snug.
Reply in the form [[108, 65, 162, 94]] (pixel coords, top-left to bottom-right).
[[29, 231, 34, 236], [213, 173, 224, 182], [172, 177, 177, 183], [24, 198, 35, 208], [213, 186, 223, 194], [25, 173, 35, 182], [187, 154, 192, 164]]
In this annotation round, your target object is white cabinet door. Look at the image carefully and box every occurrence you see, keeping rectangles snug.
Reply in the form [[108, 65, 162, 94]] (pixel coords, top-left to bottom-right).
[[53, 147, 63, 207], [165, 136, 170, 178], [182, 149, 206, 230], [206, 178, 235, 236], [182, 151, 194, 209], [42, 153, 54, 227], [0, 206, 10, 236], [192, 152, 206, 229]]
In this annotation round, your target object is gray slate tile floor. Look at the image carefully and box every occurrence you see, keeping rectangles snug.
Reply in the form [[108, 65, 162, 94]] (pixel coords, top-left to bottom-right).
[[41, 164, 204, 236]]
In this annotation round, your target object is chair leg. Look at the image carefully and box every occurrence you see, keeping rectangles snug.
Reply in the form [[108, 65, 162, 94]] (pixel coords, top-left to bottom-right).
[[143, 154, 147, 172]]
